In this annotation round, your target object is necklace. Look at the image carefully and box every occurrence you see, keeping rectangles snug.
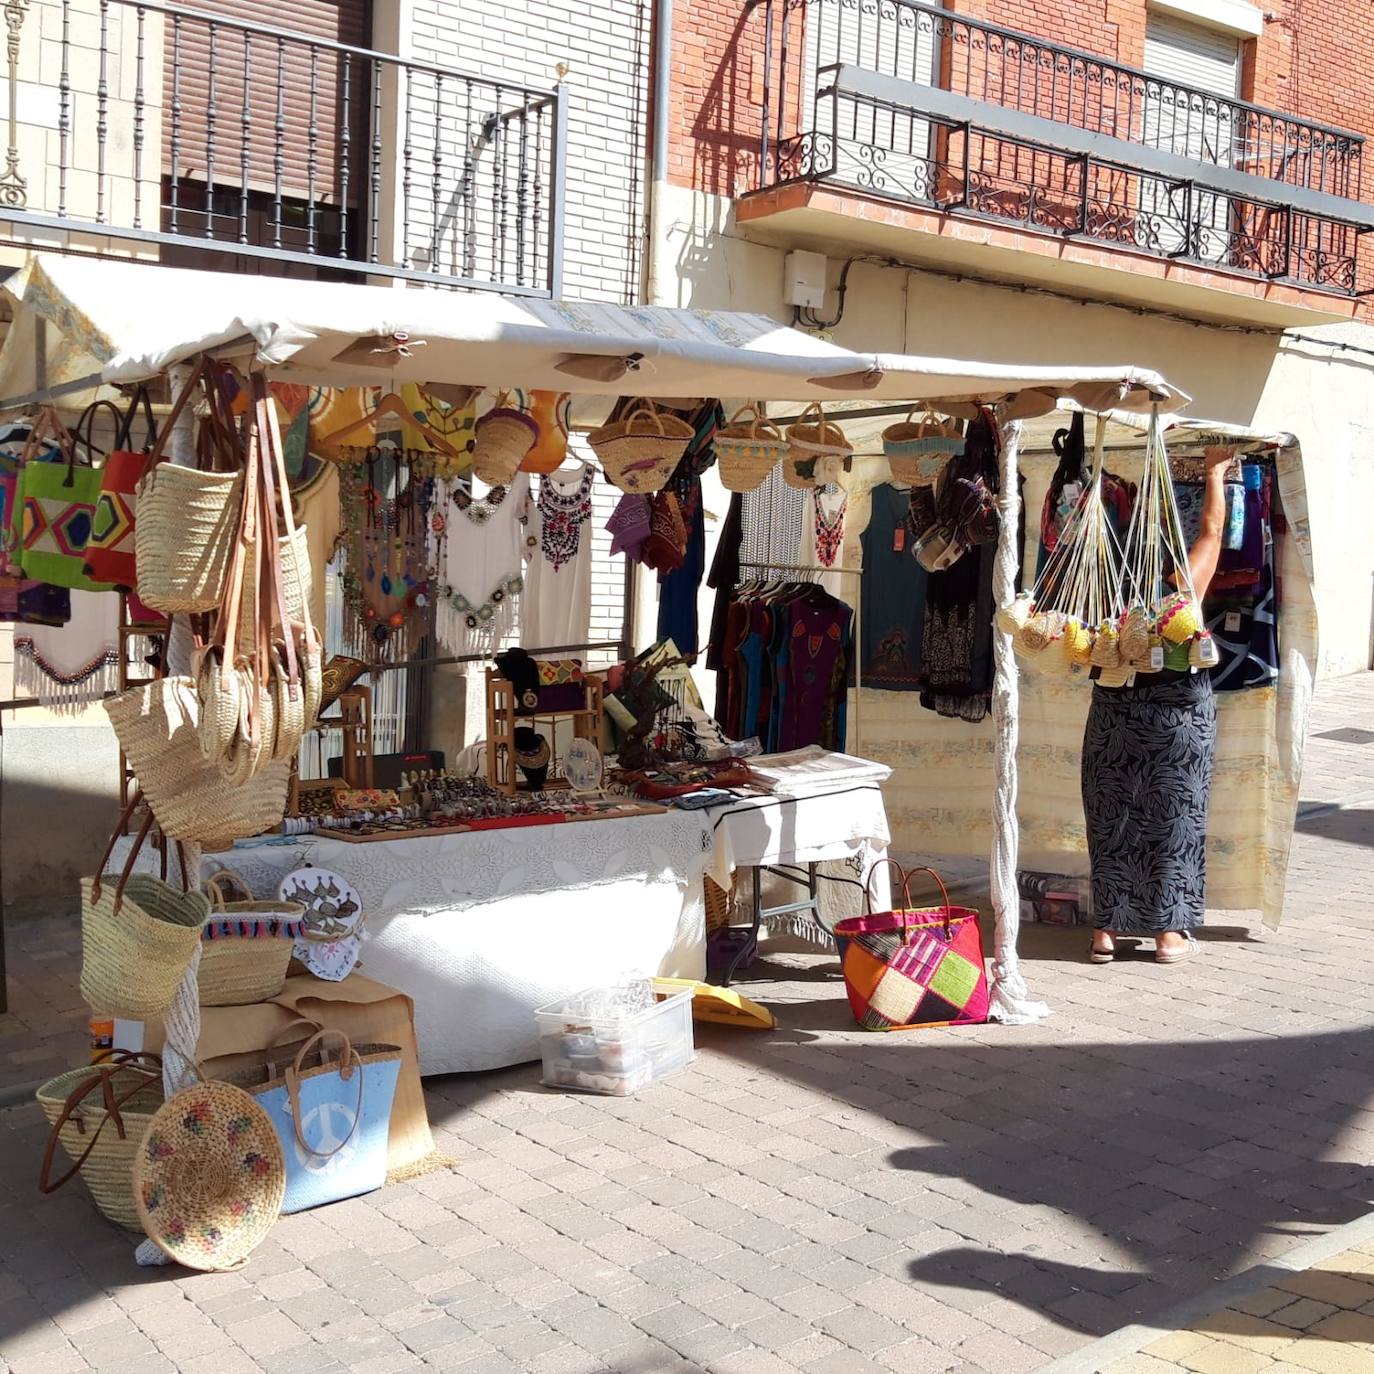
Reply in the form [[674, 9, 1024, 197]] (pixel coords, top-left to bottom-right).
[[440, 572, 524, 631], [814, 488, 846, 568], [453, 482, 510, 525], [536, 464, 594, 571]]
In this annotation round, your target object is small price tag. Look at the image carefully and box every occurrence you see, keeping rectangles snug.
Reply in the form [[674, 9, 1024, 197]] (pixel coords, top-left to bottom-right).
[[892, 527, 906, 554], [1150, 645, 1165, 671], [1224, 610, 1242, 632]]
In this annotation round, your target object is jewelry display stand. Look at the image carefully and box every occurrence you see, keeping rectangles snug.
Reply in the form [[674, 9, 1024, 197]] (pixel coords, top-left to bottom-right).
[[485, 670, 603, 794]]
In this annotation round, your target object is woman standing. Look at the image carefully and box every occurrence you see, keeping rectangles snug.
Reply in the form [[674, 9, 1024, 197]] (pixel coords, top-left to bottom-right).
[[1083, 447, 1231, 966]]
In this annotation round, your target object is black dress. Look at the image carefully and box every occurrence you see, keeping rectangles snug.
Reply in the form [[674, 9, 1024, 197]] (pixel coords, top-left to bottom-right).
[[1081, 670, 1217, 933]]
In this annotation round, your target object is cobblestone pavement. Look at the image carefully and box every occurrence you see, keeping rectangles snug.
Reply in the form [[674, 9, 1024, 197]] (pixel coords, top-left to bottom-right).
[[2, 675, 1373, 1374]]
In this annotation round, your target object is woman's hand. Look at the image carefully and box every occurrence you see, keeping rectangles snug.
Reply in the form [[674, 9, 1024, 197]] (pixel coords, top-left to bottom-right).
[[1204, 444, 1237, 473]]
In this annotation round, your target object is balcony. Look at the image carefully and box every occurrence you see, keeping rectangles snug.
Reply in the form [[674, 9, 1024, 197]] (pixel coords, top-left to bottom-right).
[[0, 0, 566, 295], [740, 0, 1374, 322]]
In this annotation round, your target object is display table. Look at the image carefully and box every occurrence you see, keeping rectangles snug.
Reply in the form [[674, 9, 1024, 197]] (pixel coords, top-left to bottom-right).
[[116, 810, 716, 1075]]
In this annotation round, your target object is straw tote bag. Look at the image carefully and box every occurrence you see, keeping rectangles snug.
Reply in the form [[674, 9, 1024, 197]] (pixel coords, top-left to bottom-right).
[[832, 862, 989, 1031], [198, 870, 304, 1007], [104, 661, 291, 848], [715, 406, 788, 493], [135, 359, 244, 613], [38, 1051, 166, 1231], [79, 798, 210, 1020]]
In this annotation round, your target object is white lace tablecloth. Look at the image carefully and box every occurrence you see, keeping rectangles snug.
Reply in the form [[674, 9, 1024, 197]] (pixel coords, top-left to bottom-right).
[[704, 782, 893, 943], [112, 810, 715, 1075]]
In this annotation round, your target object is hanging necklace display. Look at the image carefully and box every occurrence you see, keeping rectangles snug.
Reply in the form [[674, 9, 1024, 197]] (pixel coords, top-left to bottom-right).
[[535, 463, 594, 571], [338, 445, 435, 662], [813, 486, 847, 569], [435, 471, 529, 652]]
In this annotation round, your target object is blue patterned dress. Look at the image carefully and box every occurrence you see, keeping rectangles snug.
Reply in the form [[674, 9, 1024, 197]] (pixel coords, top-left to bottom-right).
[[1081, 671, 1216, 933]]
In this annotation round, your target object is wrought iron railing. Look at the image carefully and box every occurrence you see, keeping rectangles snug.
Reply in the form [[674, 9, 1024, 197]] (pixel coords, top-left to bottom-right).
[[749, 0, 1373, 295], [0, 0, 566, 294]]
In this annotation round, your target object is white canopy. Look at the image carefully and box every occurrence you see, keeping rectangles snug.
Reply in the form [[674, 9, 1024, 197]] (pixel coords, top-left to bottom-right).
[[0, 253, 1189, 414]]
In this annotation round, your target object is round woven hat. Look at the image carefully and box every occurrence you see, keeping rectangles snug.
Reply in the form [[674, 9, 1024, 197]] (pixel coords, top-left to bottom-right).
[[134, 1079, 285, 1271]]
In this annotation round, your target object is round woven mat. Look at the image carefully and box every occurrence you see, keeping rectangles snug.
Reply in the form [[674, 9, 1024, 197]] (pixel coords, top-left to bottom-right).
[[133, 1080, 284, 1271]]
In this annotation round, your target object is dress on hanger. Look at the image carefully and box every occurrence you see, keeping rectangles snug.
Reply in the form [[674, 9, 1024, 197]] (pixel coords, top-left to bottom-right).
[[859, 484, 928, 692], [796, 485, 848, 599], [522, 462, 594, 650], [435, 472, 530, 654]]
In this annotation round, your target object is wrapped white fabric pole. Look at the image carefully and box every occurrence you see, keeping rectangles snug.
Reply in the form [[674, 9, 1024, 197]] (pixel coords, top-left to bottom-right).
[[135, 359, 204, 1267], [988, 418, 1050, 1025]]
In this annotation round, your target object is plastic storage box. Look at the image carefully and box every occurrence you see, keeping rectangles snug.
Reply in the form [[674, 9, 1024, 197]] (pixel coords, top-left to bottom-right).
[[535, 981, 696, 1096]]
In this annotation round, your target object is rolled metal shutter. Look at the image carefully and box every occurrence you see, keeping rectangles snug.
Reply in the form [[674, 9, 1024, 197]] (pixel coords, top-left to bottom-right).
[[163, 0, 371, 205]]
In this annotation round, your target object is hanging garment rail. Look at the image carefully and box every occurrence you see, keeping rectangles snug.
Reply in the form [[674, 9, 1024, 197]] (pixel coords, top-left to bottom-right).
[[736, 558, 864, 756]]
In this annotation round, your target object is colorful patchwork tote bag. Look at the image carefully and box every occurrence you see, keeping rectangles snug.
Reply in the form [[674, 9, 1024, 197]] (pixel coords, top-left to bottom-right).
[[833, 861, 989, 1030], [16, 404, 112, 591]]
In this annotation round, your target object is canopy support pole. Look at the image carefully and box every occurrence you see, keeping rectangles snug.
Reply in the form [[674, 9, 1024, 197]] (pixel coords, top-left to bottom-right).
[[988, 417, 1049, 1024], [134, 357, 203, 1268]]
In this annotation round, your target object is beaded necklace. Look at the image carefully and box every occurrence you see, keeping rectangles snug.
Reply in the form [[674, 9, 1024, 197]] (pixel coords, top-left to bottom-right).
[[814, 488, 847, 569]]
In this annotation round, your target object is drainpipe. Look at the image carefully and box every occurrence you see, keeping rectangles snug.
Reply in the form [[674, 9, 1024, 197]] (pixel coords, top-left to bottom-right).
[[645, 0, 674, 310], [631, 0, 675, 649]]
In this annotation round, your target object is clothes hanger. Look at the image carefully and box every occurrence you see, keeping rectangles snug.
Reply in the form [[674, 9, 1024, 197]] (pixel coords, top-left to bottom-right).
[[318, 389, 463, 459]]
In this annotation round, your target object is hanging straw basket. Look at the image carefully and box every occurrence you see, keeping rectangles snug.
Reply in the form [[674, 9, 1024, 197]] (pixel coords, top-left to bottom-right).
[[1061, 617, 1094, 669], [786, 403, 852, 464], [135, 467, 244, 614], [882, 408, 965, 487], [104, 678, 291, 848], [38, 1056, 165, 1231], [80, 872, 210, 1021], [472, 395, 538, 485], [197, 870, 305, 1007], [1190, 630, 1220, 668], [588, 402, 693, 494], [133, 1077, 285, 1271], [1090, 621, 1122, 669], [715, 405, 789, 493]]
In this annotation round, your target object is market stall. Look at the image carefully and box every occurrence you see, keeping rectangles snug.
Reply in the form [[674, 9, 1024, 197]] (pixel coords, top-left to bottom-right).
[[2, 247, 1216, 1268]]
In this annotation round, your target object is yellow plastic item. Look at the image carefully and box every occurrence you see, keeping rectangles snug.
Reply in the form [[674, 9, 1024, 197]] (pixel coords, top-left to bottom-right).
[[652, 978, 777, 1030]]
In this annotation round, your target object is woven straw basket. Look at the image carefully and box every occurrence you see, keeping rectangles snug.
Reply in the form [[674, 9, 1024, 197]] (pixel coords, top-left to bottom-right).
[[104, 677, 291, 848], [80, 873, 210, 1021], [472, 398, 538, 485], [198, 870, 304, 1007], [715, 405, 788, 493], [704, 876, 738, 934], [786, 403, 852, 462], [133, 1078, 285, 1271], [135, 466, 243, 613], [38, 1057, 165, 1231], [235, 526, 312, 657], [589, 402, 693, 494], [882, 409, 965, 486]]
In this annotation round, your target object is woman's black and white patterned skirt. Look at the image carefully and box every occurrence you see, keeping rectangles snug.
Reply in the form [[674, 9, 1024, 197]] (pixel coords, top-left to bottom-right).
[[1081, 671, 1217, 934]]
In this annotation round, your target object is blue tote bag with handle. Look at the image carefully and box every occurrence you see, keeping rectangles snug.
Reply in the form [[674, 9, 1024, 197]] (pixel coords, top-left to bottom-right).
[[248, 1025, 401, 1214]]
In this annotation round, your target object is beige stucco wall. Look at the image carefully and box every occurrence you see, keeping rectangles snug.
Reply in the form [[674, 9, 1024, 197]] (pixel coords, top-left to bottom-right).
[[656, 182, 1374, 679]]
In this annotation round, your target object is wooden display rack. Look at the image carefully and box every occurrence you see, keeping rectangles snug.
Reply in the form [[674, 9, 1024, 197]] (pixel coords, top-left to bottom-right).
[[485, 669, 603, 795]]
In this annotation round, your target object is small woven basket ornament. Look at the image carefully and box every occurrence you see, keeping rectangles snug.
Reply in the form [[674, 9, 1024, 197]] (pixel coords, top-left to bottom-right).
[[472, 394, 538, 485], [1090, 621, 1122, 669], [1016, 610, 1062, 657], [1190, 629, 1220, 669], [1119, 605, 1153, 664], [1156, 592, 1203, 645], [589, 401, 693, 494], [995, 591, 1035, 637], [1061, 617, 1094, 669], [134, 1077, 285, 1272], [197, 870, 305, 1008], [882, 408, 966, 486], [714, 405, 788, 493]]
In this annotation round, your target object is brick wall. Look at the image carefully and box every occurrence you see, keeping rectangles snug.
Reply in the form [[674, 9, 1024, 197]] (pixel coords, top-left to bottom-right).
[[669, 0, 1374, 198], [408, 0, 650, 303]]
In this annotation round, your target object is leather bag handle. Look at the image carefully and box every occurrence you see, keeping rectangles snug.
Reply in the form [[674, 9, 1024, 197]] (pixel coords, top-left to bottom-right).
[[864, 859, 955, 943], [147, 357, 209, 469], [284, 1029, 365, 1160]]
